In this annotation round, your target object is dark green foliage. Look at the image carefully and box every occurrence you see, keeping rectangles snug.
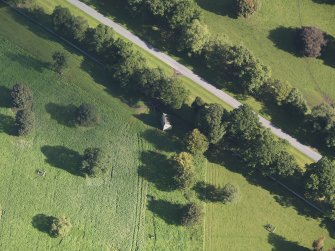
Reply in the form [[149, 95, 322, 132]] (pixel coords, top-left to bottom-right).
[[181, 202, 203, 227], [172, 152, 195, 189], [196, 182, 239, 203], [50, 216, 72, 238], [196, 104, 226, 144], [52, 51, 68, 74], [221, 183, 239, 203], [283, 88, 308, 115], [326, 127, 335, 148], [191, 96, 206, 112], [299, 27, 327, 58], [75, 103, 100, 127], [184, 129, 209, 155], [237, 0, 260, 18], [305, 157, 335, 200], [15, 108, 35, 136], [82, 148, 107, 177], [306, 103, 335, 133], [261, 78, 292, 106], [204, 41, 271, 94], [85, 24, 115, 54], [226, 105, 262, 142], [10, 83, 33, 109]]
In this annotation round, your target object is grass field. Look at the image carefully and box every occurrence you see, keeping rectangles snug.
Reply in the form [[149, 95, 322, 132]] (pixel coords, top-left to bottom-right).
[[1, 2, 334, 251], [197, 0, 335, 106], [0, 5, 202, 250]]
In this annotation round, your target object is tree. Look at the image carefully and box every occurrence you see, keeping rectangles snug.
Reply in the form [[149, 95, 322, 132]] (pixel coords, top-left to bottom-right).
[[52, 51, 68, 74], [15, 109, 35, 136], [82, 148, 107, 177], [180, 19, 209, 54], [50, 216, 72, 238], [85, 24, 115, 54], [51, 6, 72, 35], [237, 0, 260, 18], [191, 96, 206, 112], [75, 103, 100, 127], [11, 83, 33, 110], [306, 103, 335, 133], [312, 236, 325, 251], [197, 104, 226, 144], [226, 105, 262, 143], [299, 27, 327, 58], [305, 157, 335, 200], [69, 16, 89, 43], [284, 88, 308, 115], [172, 152, 195, 189], [181, 202, 203, 227], [184, 129, 209, 155], [167, 0, 202, 29], [261, 78, 292, 106], [157, 77, 189, 109], [221, 183, 239, 203], [326, 127, 335, 148]]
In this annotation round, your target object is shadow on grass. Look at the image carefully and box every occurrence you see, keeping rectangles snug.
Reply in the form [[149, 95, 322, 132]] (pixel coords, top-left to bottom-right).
[[207, 149, 321, 219], [312, 0, 335, 4], [268, 26, 301, 57], [138, 151, 176, 191], [140, 129, 181, 152], [0, 114, 15, 136], [194, 181, 224, 203], [268, 233, 309, 251], [148, 199, 183, 225], [41, 145, 83, 177], [322, 34, 335, 68], [320, 218, 335, 238], [45, 103, 77, 127], [31, 214, 56, 236], [0, 86, 12, 108], [4, 52, 49, 73], [195, 0, 237, 18]]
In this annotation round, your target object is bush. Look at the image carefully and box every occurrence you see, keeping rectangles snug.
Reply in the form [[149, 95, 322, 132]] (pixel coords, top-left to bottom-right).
[[50, 216, 72, 238], [82, 148, 107, 177], [237, 0, 260, 18], [221, 183, 239, 203], [299, 27, 327, 58], [52, 51, 68, 74], [15, 108, 35, 136], [261, 78, 292, 106], [181, 203, 203, 227], [283, 88, 308, 115], [10, 83, 33, 109], [172, 152, 195, 189], [184, 129, 209, 155], [75, 103, 100, 127]]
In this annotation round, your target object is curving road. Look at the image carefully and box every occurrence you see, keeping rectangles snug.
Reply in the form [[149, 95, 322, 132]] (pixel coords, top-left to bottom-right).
[[68, 0, 322, 162]]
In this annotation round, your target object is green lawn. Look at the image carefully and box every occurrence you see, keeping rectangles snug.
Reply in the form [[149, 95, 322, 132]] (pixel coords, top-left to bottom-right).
[[197, 0, 335, 106], [0, 5, 201, 250]]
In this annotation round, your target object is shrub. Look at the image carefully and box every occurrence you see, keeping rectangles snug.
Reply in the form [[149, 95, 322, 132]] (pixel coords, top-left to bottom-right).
[[82, 148, 107, 177], [221, 183, 239, 203], [299, 27, 327, 58], [52, 51, 68, 74], [50, 216, 72, 238], [283, 88, 308, 115], [172, 152, 195, 189], [15, 108, 35, 136], [75, 103, 100, 126], [237, 0, 260, 18], [184, 129, 209, 155], [181, 203, 203, 227], [306, 103, 335, 133], [261, 78, 292, 106], [10, 83, 33, 109]]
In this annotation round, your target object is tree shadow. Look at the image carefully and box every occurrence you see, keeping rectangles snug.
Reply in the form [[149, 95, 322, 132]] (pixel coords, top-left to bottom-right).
[[4, 52, 49, 73], [140, 129, 181, 152], [321, 34, 335, 68], [0, 86, 12, 108], [138, 151, 176, 191], [0, 114, 15, 136], [194, 181, 225, 203], [268, 26, 301, 57], [45, 103, 77, 127], [147, 199, 183, 225], [268, 233, 309, 251], [195, 0, 237, 18], [320, 218, 335, 238], [41, 145, 83, 177], [312, 0, 335, 4], [31, 214, 56, 236]]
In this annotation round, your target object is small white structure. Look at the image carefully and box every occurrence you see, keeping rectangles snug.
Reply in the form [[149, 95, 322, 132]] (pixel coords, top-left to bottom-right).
[[161, 113, 172, 131]]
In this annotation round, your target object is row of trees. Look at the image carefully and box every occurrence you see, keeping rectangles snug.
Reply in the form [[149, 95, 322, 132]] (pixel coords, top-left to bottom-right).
[[51, 7, 189, 110], [11, 84, 35, 136]]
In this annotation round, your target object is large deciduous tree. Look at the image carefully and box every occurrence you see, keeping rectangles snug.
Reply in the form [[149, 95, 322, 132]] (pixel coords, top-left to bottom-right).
[[172, 152, 195, 189], [299, 26, 327, 58]]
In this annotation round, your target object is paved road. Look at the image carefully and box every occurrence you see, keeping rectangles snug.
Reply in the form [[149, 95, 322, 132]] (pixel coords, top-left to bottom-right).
[[68, 0, 322, 162]]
